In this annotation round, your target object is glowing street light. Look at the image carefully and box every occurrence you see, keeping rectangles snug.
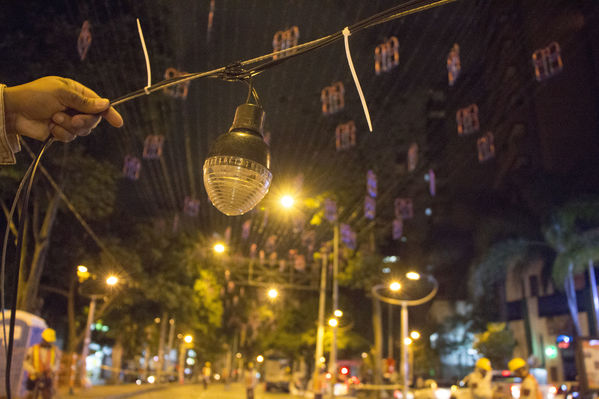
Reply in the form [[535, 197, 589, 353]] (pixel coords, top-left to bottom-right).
[[106, 275, 119, 286], [404, 337, 413, 345], [333, 309, 343, 318], [410, 331, 421, 340], [328, 318, 338, 327], [406, 272, 420, 280], [184, 335, 193, 344], [213, 243, 226, 254], [256, 355, 264, 363], [267, 288, 279, 299], [77, 265, 90, 283], [280, 195, 295, 209], [389, 281, 401, 292]]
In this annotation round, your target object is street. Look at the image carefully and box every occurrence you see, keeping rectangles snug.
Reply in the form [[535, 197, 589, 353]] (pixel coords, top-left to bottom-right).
[[56, 382, 299, 399]]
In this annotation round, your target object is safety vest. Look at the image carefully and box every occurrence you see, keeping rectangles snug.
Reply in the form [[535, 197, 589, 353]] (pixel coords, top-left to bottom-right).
[[32, 344, 56, 373]]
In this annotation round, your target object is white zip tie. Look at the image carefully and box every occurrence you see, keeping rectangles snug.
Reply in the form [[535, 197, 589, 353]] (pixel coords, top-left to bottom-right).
[[342, 27, 373, 132], [137, 18, 152, 95]]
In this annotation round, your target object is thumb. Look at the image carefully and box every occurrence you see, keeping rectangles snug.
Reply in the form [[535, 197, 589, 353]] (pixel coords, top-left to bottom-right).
[[58, 84, 110, 114]]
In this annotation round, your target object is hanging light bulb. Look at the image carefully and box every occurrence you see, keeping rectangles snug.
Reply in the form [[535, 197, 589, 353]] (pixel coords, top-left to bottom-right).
[[203, 103, 272, 215]]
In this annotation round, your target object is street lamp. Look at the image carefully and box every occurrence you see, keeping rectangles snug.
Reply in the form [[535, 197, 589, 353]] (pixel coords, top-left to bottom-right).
[[213, 242, 226, 254], [179, 334, 193, 384], [389, 281, 401, 292], [328, 317, 338, 328], [80, 270, 121, 387], [334, 309, 343, 318], [106, 275, 119, 286], [410, 330, 421, 340], [371, 272, 438, 399], [280, 195, 295, 208], [267, 287, 279, 300]]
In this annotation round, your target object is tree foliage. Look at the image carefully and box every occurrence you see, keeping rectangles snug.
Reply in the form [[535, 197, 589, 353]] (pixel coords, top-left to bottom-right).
[[472, 323, 516, 369]]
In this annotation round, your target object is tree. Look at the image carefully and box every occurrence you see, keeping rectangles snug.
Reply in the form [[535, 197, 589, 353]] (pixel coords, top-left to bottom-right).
[[0, 147, 119, 313], [472, 323, 516, 369]]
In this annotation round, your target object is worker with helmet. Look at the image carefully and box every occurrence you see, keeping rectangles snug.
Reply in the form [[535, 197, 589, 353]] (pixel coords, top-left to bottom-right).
[[23, 328, 61, 399], [245, 362, 257, 399], [508, 358, 542, 399], [462, 357, 493, 399]]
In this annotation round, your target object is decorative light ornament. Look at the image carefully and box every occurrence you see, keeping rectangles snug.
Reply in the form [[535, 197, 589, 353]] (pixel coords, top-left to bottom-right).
[[203, 103, 272, 216]]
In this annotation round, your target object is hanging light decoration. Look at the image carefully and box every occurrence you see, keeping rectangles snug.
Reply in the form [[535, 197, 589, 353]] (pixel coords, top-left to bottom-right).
[[203, 102, 272, 216]]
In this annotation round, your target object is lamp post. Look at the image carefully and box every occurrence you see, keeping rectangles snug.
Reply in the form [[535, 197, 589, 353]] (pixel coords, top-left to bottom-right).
[[178, 334, 193, 384], [371, 273, 438, 399], [313, 247, 328, 396], [329, 220, 339, 398], [80, 274, 119, 386]]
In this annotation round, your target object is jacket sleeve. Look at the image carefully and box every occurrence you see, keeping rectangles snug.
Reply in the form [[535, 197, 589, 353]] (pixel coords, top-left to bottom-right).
[[0, 84, 21, 165], [23, 346, 36, 376]]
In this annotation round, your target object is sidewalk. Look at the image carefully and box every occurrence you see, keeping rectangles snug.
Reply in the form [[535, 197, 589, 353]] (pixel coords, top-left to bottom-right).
[[55, 383, 171, 399]]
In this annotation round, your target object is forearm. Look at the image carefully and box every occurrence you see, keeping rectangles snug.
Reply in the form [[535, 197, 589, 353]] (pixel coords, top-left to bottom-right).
[[0, 84, 21, 164]]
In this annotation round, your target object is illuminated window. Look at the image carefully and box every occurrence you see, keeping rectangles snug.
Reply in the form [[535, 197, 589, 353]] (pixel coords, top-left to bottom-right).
[[265, 235, 277, 253], [294, 254, 306, 271], [375, 36, 399, 75], [447, 43, 461, 86], [366, 170, 377, 198], [532, 41, 563, 82], [407, 143, 418, 172], [364, 196, 376, 220], [340, 223, 357, 250], [206, 0, 215, 39], [428, 169, 436, 197], [273, 26, 300, 60], [456, 104, 480, 136], [335, 121, 356, 151], [321, 82, 345, 115], [183, 196, 200, 217], [77, 21, 92, 61], [163, 67, 190, 99], [301, 230, 316, 252], [324, 199, 337, 222], [393, 218, 403, 240], [477, 132, 495, 162], [394, 198, 413, 220], [241, 220, 251, 240], [123, 155, 141, 180], [142, 135, 165, 159]]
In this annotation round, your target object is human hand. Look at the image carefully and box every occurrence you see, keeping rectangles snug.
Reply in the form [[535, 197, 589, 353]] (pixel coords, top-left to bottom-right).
[[4, 76, 123, 142]]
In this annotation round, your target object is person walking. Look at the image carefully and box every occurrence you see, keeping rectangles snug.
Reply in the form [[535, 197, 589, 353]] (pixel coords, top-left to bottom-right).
[[245, 362, 257, 399], [23, 328, 61, 399], [508, 358, 542, 399], [201, 361, 212, 389], [462, 357, 493, 399]]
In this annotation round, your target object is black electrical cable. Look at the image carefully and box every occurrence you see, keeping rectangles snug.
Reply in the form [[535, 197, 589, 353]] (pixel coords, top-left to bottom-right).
[[3, 137, 53, 399], [1, 161, 35, 353]]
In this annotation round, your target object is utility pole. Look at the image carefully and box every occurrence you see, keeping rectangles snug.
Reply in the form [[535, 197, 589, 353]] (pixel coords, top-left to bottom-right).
[[157, 311, 168, 382], [401, 303, 408, 399], [313, 249, 328, 395], [329, 221, 339, 398], [80, 294, 100, 386]]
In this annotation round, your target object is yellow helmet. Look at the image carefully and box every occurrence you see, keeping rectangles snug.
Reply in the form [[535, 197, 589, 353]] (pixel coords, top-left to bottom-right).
[[41, 328, 56, 343], [508, 357, 527, 372], [475, 357, 492, 371]]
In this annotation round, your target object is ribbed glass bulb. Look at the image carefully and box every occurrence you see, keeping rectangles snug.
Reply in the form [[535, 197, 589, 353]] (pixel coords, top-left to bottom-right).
[[203, 103, 271, 216], [203, 155, 272, 216]]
